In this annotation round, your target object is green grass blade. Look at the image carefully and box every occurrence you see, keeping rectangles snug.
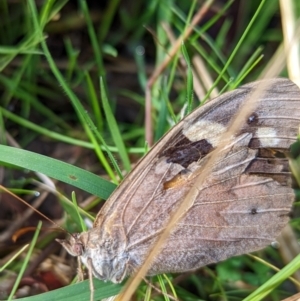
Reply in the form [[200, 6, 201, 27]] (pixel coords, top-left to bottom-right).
[[7, 221, 42, 300], [85, 71, 103, 131], [154, 86, 168, 142], [79, 0, 104, 75], [0, 145, 116, 199], [243, 253, 300, 301], [27, 0, 117, 181], [71, 191, 87, 231], [181, 41, 194, 114], [100, 77, 131, 172], [203, 0, 267, 101], [0, 107, 92, 149], [0, 245, 29, 273], [15, 279, 123, 301]]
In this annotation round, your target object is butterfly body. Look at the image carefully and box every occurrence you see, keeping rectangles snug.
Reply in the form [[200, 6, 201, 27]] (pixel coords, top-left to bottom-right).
[[58, 78, 300, 283]]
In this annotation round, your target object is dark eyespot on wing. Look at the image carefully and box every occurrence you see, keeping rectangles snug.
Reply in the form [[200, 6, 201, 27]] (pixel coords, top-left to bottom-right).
[[251, 208, 257, 215], [247, 112, 259, 125], [160, 135, 213, 168]]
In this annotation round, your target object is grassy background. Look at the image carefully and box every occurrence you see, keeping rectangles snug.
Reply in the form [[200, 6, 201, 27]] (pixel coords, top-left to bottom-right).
[[0, 0, 300, 300]]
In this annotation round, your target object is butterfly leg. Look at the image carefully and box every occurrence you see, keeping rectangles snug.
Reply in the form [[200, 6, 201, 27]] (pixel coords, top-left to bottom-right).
[[77, 256, 84, 282], [87, 257, 94, 301]]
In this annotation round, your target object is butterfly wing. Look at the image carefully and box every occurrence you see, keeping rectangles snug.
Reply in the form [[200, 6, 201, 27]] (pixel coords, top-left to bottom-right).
[[95, 78, 300, 274], [146, 132, 294, 274]]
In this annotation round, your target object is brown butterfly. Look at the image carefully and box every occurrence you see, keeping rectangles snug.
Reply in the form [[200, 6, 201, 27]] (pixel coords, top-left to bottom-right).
[[57, 78, 299, 291]]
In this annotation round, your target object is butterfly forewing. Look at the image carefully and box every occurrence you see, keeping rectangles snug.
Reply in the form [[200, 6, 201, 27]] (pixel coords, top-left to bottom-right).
[[59, 78, 300, 282]]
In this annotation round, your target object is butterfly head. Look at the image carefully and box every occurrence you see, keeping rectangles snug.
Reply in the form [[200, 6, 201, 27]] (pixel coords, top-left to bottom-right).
[[56, 230, 130, 283], [56, 233, 85, 257]]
